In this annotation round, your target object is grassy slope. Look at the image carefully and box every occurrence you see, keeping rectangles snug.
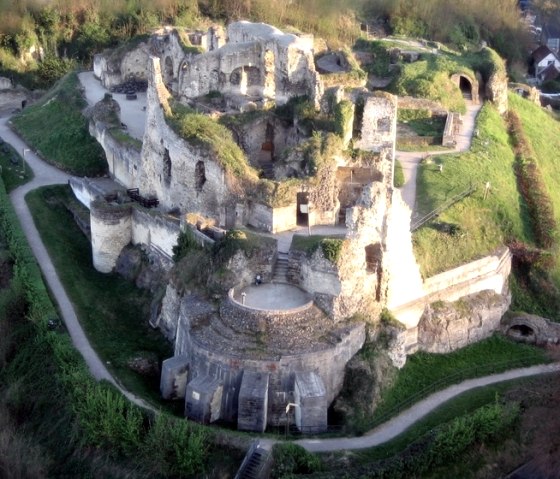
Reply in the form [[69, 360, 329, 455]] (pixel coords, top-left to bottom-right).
[[413, 103, 530, 277], [510, 93, 560, 282], [11, 72, 107, 176], [25, 185, 173, 407], [361, 335, 547, 433]]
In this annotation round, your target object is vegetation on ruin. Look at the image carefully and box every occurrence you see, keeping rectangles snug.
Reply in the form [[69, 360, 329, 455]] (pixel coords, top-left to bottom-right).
[[338, 334, 548, 435], [393, 159, 404, 188], [175, 29, 205, 55], [291, 234, 346, 265], [165, 101, 259, 181], [0, 140, 33, 192], [11, 72, 107, 176]]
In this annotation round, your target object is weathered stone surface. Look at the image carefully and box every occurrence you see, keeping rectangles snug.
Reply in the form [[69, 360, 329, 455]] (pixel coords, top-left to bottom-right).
[[185, 375, 223, 424], [417, 290, 510, 353], [294, 372, 327, 433], [160, 355, 189, 399], [238, 371, 269, 432], [501, 313, 560, 345]]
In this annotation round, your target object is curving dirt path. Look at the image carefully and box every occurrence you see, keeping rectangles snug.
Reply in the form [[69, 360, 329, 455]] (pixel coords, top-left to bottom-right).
[[397, 101, 482, 213], [0, 115, 154, 411]]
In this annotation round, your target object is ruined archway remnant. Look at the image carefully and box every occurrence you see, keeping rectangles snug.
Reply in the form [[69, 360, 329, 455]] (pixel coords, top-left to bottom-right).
[[450, 73, 479, 103]]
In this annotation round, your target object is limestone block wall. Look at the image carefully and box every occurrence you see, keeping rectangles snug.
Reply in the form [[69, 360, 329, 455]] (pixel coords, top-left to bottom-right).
[[93, 43, 150, 89], [89, 123, 142, 187], [385, 190, 425, 328], [417, 290, 510, 353], [131, 208, 180, 260], [357, 93, 398, 159], [90, 201, 133, 273], [139, 57, 233, 224], [176, 21, 322, 105]]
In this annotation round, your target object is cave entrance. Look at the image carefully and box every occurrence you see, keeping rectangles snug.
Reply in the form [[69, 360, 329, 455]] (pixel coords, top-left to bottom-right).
[[459, 75, 473, 100], [507, 324, 536, 342], [296, 192, 309, 226]]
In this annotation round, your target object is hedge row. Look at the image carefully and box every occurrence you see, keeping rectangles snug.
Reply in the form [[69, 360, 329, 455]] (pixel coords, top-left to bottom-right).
[[0, 181, 209, 477], [507, 110, 557, 251]]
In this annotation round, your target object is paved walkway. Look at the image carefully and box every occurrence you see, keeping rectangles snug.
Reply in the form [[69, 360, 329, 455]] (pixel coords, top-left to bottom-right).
[[292, 362, 560, 452], [0, 115, 153, 411], [397, 100, 482, 213]]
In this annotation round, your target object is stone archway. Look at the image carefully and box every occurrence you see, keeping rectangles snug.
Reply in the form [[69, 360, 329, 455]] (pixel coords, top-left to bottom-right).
[[450, 73, 479, 103]]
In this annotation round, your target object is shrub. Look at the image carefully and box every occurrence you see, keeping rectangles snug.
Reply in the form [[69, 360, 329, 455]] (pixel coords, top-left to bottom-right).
[[271, 443, 322, 478]]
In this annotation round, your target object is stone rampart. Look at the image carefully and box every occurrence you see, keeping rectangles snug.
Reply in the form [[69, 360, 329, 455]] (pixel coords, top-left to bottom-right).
[[90, 201, 133, 273], [175, 319, 365, 428]]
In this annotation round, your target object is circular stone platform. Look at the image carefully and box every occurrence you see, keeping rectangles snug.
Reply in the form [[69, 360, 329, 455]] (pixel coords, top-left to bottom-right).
[[233, 283, 311, 310]]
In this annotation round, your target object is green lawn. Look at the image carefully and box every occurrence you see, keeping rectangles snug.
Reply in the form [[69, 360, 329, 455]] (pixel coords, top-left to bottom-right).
[[413, 103, 530, 277], [26, 185, 174, 408], [0, 141, 33, 192], [11, 72, 107, 176]]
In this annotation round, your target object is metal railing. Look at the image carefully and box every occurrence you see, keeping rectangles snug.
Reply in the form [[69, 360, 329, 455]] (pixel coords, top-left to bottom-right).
[[411, 184, 476, 231]]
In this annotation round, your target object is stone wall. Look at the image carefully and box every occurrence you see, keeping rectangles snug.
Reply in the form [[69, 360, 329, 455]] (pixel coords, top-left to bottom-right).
[[93, 41, 151, 89], [173, 316, 365, 429], [417, 290, 510, 353], [138, 57, 235, 225], [0, 77, 12, 90], [90, 201, 133, 273], [176, 21, 322, 105], [486, 68, 509, 114], [390, 247, 512, 351], [131, 208, 180, 260], [89, 123, 142, 187]]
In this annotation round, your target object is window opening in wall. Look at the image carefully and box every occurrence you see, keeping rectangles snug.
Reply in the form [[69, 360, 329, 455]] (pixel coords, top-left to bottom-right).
[[195, 161, 206, 192], [365, 243, 383, 301], [163, 148, 171, 184]]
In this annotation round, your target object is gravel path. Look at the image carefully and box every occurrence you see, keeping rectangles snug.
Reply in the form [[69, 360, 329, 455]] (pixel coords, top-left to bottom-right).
[[0, 114, 153, 411], [294, 362, 560, 452]]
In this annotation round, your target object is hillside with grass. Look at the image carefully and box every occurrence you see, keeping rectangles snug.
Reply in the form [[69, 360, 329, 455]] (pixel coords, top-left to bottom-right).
[[11, 72, 107, 176]]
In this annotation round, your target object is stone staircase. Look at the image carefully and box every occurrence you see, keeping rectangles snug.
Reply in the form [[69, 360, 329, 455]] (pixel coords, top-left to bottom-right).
[[235, 442, 272, 479], [272, 252, 289, 283]]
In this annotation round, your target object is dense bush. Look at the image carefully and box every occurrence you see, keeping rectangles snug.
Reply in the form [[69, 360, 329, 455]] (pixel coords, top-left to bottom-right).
[[507, 110, 557, 251], [271, 443, 322, 478]]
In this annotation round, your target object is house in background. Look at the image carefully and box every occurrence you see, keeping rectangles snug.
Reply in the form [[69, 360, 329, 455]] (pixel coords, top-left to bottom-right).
[[530, 45, 560, 84]]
